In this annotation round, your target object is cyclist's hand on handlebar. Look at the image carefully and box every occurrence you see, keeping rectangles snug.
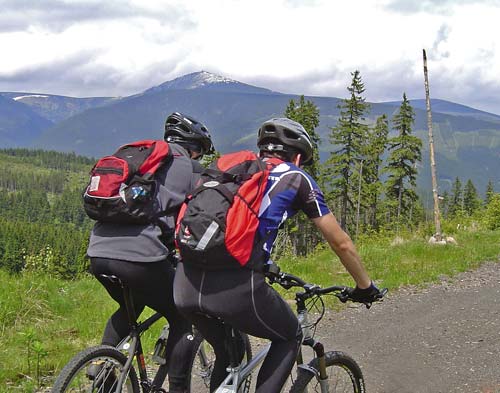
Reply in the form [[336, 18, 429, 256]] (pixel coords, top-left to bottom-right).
[[342, 282, 388, 308]]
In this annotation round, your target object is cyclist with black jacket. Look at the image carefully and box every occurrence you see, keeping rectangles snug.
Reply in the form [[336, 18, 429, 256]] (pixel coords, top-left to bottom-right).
[[173, 118, 382, 393], [87, 112, 214, 393]]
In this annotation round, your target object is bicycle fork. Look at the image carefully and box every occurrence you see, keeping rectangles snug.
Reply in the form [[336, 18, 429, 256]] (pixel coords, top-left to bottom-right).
[[300, 338, 330, 393], [298, 305, 330, 393]]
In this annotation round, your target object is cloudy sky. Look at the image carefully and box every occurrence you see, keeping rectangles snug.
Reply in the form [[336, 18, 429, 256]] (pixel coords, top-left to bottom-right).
[[1, 0, 499, 114]]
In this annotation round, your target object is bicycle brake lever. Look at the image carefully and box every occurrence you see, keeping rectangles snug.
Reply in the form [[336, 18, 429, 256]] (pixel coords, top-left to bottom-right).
[[364, 288, 388, 309], [336, 290, 349, 303], [374, 288, 389, 301], [281, 281, 293, 290]]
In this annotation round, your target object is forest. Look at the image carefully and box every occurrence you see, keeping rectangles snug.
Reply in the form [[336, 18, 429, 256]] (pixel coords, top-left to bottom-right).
[[0, 70, 499, 278]]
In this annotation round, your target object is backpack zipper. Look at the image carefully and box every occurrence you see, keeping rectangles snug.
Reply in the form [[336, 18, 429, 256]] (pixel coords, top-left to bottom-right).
[[94, 167, 124, 175]]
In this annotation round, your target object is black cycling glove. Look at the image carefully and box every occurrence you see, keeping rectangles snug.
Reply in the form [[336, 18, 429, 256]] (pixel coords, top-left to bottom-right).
[[347, 282, 382, 303]]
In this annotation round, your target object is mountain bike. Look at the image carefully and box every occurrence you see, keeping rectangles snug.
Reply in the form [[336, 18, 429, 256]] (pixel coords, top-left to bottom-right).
[[51, 274, 252, 393], [205, 268, 387, 393]]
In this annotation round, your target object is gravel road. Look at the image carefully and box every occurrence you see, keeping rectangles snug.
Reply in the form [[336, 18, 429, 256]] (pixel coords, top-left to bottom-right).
[[313, 261, 500, 393]]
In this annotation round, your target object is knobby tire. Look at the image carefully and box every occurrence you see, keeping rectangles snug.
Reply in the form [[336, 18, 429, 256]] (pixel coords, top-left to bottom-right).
[[289, 351, 365, 393], [52, 345, 140, 393]]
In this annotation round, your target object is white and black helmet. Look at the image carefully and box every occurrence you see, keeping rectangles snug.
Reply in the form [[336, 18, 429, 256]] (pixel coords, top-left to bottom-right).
[[164, 112, 214, 155], [257, 118, 314, 164]]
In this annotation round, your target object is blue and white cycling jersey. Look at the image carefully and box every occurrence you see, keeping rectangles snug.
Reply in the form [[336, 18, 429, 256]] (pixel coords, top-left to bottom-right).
[[257, 160, 330, 260]]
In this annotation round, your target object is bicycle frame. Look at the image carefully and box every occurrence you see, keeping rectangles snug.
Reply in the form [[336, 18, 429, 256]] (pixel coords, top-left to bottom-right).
[[213, 343, 271, 393], [210, 302, 324, 392], [211, 273, 357, 393], [101, 274, 166, 393]]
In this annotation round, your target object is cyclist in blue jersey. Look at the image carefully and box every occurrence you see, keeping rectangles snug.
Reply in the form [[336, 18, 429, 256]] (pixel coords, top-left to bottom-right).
[[174, 118, 382, 393]]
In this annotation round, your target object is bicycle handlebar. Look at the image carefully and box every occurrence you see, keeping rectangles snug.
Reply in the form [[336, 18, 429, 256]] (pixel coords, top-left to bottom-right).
[[266, 268, 388, 309]]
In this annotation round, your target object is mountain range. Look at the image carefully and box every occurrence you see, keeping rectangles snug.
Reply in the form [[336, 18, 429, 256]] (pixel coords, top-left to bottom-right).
[[1, 70, 499, 195]]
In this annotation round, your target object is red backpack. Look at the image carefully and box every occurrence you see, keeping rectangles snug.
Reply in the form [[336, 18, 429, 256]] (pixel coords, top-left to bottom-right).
[[83, 140, 173, 224], [176, 151, 277, 269]]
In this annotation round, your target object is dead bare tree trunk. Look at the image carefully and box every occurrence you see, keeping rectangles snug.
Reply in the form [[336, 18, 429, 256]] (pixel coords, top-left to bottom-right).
[[355, 160, 363, 239], [423, 49, 442, 241]]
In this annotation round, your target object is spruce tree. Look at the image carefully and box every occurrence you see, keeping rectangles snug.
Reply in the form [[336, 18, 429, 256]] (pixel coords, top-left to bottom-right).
[[385, 93, 422, 225], [323, 70, 370, 232], [283, 95, 321, 254], [463, 179, 480, 215], [485, 180, 495, 206], [362, 114, 389, 230], [449, 177, 463, 217], [284, 95, 321, 179]]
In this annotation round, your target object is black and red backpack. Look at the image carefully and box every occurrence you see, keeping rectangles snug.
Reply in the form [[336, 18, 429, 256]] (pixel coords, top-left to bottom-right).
[[83, 140, 173, 224], [175, 151, 278, 269]]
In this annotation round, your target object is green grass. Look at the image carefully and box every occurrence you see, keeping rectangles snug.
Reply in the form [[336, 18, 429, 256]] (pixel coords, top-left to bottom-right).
[[278, 229, 500, 296], [1, 229, 499, 391], [0, 272, 164, 391]]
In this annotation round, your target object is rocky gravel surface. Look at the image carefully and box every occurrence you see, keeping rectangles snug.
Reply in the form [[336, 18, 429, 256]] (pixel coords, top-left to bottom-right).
[[313, 262, 500, 393]]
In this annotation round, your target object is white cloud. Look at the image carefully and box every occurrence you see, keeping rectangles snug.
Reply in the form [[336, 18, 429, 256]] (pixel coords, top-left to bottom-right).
[[0, 0, 499, 114]]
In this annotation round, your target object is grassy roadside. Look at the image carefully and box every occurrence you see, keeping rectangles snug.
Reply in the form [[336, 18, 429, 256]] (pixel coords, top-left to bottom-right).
[[1, 229, 499, 391], [278, 229, 500, 299], [0, 273, 165, 392]]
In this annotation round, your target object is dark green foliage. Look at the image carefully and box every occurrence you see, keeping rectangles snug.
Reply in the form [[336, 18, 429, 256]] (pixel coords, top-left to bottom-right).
[[324, 70, 371, 232], [0, 218, 90, 277], [0, 148, 94, 170], [284, 95, 321, 179], [385, 93, 422, 226], [485, 180, 495, 206], [463, 179, 480, 215], [283, 96, 322, 255], [199, 150, 221, 168], [485, 193, 500, 230], [449, 177, 463, 216], [0, 149, 92, 277], [361, 115, 389, 231]]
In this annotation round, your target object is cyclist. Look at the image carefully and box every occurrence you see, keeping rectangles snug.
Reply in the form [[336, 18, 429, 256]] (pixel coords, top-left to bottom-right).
[[173, 118, 382, 393], [87, 112, 214, 393]]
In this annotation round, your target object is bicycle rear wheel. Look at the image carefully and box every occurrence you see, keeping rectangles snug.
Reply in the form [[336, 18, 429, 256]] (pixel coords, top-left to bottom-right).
[[289, 351, 365, 393], [52, 345, 140, 393], [187, 332, 253, 393]]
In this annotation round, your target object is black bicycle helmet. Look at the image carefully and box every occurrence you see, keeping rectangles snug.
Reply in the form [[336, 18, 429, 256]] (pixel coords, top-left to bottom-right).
[[164, 112, 214, 155], [257, 118, 314, 164]]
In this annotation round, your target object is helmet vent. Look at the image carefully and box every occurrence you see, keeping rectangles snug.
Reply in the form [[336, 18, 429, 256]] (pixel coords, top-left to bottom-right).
[[284, 128, 300, 139], [263, 125, 276, 133]]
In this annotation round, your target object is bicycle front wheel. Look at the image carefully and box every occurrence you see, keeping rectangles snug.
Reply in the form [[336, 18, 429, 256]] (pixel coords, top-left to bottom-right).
[[52, 345, 140, 393], [187, 332, 253, 393], [289, 351, 365, 393]]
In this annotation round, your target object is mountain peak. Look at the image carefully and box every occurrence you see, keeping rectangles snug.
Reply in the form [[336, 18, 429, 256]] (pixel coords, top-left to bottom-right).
[[144, 71, 278, 95], [180, 71, 237, 88]]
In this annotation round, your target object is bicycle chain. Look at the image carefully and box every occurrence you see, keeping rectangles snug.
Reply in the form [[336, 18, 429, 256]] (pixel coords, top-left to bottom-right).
[[242, 374, 252, 393]]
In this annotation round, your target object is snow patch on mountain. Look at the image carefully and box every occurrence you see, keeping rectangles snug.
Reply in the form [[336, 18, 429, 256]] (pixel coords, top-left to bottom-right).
[[13, 94, 50, 101], [184, 71, 236, 88], [142, 71, 277, 96]]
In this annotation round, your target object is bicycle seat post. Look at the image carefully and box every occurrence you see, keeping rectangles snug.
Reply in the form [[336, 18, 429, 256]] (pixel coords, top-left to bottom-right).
[[224, 324, 241, 369], [121, 282, 138, 328], [99, 274, 138, 328]]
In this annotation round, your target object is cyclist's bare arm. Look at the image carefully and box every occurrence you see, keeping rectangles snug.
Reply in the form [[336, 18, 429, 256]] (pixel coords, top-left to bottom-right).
[[311, 213, 372, 289]]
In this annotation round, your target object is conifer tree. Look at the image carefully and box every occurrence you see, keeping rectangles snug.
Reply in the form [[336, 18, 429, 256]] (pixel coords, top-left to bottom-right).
[[485, 180, 495, 206], [323, 70, 370, 232], [283, 95, 321, 254], [463, 179, 480, 215], [362, 114, 389, 230], [284, 95, 321, 179], [385, 93, 422, 225], [449, 177, 463, 217]]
